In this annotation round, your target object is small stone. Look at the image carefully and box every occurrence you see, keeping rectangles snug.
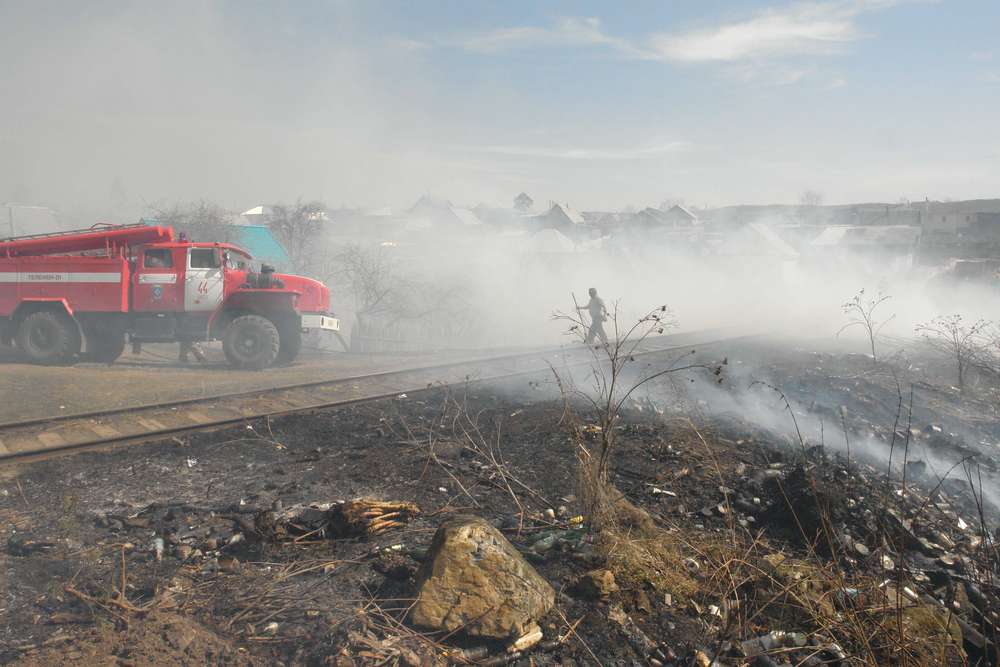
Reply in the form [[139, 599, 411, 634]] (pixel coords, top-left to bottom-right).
[[509, 626, 543, 652], [570, 569, 619, 600], [218, 555, 241, 573]]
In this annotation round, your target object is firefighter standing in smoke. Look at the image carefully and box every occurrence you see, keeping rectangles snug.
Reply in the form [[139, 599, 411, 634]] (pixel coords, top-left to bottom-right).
[[579, 287, 609, 345]]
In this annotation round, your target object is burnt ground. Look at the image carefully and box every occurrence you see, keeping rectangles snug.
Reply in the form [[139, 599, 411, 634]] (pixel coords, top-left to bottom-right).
[[0, 338, 998, 666]]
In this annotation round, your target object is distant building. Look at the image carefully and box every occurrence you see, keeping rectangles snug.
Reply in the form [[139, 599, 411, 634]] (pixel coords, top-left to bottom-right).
[[918, 201, 1000, 264], [924, 211, 1000, 237], [532, 203, 589, 238], [404, 196, 485, 233], [661, 204, 700, 226], [806, 224, 920, 269]]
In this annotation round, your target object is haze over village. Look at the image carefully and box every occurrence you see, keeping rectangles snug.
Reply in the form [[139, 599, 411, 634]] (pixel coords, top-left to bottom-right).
[[2, 2, 1000, 666]]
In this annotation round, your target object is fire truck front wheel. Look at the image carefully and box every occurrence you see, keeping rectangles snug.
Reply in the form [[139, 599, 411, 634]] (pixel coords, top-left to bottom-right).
[[275, 319, 302, 365], [223, 315, 280, 370], [16, 311, 81, 365]]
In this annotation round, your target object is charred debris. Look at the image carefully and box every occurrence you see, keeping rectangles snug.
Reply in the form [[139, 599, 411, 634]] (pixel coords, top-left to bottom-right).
[[1, 340, 999, 666]]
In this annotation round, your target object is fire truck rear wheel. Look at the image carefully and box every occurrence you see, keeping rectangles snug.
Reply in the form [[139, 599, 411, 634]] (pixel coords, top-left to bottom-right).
[[16, 311, 81, 365], [223, 315, 280, 370]]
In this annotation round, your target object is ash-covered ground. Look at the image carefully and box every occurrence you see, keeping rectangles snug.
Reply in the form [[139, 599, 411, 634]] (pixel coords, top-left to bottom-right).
[[0, 338, 997, 666]]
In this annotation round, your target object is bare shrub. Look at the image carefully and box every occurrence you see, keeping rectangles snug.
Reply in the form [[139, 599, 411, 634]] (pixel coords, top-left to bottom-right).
[[915, 314, 990, 390], [838, 288, 894, 363], [330, 244, 476, 351], [551, 300, 723, 523]]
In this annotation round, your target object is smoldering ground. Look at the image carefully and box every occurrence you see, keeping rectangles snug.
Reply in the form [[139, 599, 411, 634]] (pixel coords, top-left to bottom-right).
[[518, 335, 1000, 515]]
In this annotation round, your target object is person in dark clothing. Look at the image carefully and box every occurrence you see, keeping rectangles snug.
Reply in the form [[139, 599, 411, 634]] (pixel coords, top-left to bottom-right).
[[578, 287, 609, 345]]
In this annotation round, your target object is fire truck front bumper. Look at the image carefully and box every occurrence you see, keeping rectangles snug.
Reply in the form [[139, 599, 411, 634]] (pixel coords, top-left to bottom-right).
[[301, 314, 340, 332]]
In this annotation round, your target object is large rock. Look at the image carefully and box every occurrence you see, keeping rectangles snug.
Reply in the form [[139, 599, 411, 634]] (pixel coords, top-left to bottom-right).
[[409, 515, 555, 639]]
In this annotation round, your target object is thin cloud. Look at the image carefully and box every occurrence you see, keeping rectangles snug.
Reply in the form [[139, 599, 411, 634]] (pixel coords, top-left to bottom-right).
[[464, 142, 691, 161], [444, 2, 918, 66], [646, 2, 877, 63], [452, 17, 639, 56]]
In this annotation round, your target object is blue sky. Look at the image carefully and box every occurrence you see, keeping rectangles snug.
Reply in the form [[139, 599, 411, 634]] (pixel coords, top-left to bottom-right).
[[1, 1, 998, 211]]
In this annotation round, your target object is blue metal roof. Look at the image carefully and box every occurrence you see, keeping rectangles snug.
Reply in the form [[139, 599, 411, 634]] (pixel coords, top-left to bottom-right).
[[233, 225, 289, 265]]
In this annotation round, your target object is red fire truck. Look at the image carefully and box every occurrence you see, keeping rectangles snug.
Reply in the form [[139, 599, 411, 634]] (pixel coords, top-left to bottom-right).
[[0, 223, 339, 368]]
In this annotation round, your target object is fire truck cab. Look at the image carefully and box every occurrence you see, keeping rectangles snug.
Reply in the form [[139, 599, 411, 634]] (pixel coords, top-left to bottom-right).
[[0, 223, 339, 369]]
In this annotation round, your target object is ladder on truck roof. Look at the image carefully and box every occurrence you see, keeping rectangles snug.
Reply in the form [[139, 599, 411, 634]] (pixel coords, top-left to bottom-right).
[[0, 222, 148, 244]]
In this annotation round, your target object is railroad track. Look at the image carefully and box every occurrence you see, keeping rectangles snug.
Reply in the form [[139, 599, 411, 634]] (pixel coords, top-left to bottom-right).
[[0, 329, 748, 462]]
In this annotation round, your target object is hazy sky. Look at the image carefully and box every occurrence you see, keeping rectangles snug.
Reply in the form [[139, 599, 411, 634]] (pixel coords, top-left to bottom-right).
[[1, 0, 998, 213]]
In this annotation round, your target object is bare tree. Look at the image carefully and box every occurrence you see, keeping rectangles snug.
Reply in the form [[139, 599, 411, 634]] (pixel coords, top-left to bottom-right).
[[838, 288, 894, 363], [915, 315, 990, 390], [266, 199, 327, 272], [148, 200, 231, 228], [513, 192, 533, 213], [799, 190, 824, 208]]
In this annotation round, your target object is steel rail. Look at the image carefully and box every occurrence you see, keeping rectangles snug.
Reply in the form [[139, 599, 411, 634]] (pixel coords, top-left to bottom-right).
[[0, 328, 752, 462]]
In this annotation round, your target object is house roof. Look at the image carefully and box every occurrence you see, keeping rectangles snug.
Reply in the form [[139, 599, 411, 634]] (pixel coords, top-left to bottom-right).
[[232, 225, 289, 264], [529, 228, 577, 253], [547, 203, 585, 225], [666, 204, 698, 221], [810, 225, 921, 247], [748, 223, 798, 258], [452, 207, 484, 226]]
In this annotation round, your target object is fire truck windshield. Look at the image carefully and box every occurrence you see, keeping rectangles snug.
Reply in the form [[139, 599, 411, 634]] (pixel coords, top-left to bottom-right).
[[224, 249, 258, 272]]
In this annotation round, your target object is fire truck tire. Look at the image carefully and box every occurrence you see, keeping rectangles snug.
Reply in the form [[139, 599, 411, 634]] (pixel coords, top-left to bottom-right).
[[275, 321, 302, 365], [223, 315, 280, 370], [88, 331, 127, 364], [16, 311, 81, 365]]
